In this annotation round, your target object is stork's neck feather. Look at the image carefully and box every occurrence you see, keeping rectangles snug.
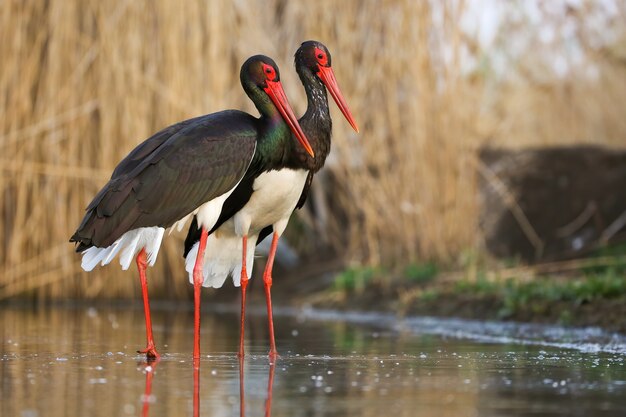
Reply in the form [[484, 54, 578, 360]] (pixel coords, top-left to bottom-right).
[[299, 68, 331, 123], [292, 66, 333, 172], [244, 82, 283, 122], [239, 79, 295, 167]]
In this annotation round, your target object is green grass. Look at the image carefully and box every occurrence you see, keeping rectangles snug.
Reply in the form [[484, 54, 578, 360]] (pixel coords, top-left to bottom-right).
[[454, 274, 499, 295], [333, 261, 440, 292], [581, 243, 626, 275], [332, 245, 626, 326], [454, 266, 626, 319], [333, 266, 382, 293], [404, 262, 439, 283]]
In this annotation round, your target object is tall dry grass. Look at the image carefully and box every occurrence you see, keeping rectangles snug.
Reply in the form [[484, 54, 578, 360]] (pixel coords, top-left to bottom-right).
[[1, 0, 625, 299]]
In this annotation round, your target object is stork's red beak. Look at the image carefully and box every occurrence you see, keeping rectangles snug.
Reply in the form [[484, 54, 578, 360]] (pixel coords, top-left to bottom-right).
[[264, 80, 315, 158], [317, 65, 359, 133]]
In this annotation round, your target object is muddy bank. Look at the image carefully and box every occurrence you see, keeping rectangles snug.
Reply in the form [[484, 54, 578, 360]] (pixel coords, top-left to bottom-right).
[[289, 280, 626, 334]]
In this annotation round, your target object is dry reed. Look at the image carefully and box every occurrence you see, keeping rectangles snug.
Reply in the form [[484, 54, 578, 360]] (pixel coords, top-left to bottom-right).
[[1, 0, 625, 299]]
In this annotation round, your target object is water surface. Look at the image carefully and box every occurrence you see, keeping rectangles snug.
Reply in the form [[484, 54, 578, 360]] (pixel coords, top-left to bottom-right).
[[2, 304, 626, 417]]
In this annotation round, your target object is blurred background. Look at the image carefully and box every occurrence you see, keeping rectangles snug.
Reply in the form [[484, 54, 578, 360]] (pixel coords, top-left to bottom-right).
[[1, 0, 625, 303]]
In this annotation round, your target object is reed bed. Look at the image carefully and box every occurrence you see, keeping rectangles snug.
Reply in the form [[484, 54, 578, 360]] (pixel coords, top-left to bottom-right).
[[1, 0, 624, 299]]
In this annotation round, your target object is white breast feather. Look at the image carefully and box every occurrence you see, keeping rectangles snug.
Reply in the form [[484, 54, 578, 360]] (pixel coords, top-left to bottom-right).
[[185, 234, 257, 288], [184, 168, 308, 287], [237, 169, 308, 233]]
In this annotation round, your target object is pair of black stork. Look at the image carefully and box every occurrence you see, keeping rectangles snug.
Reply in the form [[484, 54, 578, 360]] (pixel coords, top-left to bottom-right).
[[70, 41, 358, 360]]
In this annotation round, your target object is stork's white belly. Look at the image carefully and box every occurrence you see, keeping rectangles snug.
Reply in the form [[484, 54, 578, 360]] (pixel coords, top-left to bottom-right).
[[186, 168, 308, 288], [246, 168, 308, 229], [235, 169, 308, 235], [219, 168, 308, 237]]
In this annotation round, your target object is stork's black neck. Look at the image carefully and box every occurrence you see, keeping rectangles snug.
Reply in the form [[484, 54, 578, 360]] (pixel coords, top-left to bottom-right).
[[288, 67, 333, 172]]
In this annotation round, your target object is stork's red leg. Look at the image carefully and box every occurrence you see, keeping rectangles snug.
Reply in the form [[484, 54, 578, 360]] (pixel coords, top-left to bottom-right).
[[136, 248, 160, 359], [262, 232, 280, 358], [238, 235, 249, 358], [193, 227, 209, 359]]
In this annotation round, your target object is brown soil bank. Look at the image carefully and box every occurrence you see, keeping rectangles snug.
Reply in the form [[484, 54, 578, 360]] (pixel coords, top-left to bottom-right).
[[296, 282, 626, 334]]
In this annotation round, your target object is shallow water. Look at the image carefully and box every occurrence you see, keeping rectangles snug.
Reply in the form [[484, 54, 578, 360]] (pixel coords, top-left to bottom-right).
[[2, 304, 626, 417]]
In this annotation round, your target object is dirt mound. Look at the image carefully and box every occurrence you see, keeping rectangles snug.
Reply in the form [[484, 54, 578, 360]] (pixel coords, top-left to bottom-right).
[[479, 146, 626, 262]]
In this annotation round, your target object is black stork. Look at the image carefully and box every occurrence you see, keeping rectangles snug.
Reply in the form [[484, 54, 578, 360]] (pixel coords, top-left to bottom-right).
[[183, 41, 358, 358], [70, 55, 314, 360]]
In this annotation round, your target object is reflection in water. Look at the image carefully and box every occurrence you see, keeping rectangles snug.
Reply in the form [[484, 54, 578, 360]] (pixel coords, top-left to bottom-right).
[[135, 347, 276, 417], [2, 306, 626, 417], [193, 358, 200, 417], [239, 357, 245, 417], [264, 361, 276, 417], [141, 358, 159, 417], [140, 351, 276, 417], [237, 356, 276, 417]]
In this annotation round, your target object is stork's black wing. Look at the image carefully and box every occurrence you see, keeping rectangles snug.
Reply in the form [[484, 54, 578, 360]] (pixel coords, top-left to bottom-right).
[[110, 115, 207, 178], [182, 157, 264, 257], [296, 171, 314, 210], [71, 110, 258, 250]]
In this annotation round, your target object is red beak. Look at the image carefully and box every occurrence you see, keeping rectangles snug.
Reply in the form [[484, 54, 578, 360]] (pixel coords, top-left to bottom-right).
[[264, 80, 315, 158], [317, 65, 359, 133]]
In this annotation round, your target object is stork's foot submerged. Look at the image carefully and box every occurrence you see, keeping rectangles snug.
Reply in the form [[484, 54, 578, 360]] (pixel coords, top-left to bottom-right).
[[268, 349, 279, 362], [138, 344, 160, 360]]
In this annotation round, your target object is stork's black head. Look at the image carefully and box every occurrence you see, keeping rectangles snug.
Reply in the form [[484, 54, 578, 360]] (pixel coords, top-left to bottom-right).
[[294, 41, 359, 132], [240, 55, 282, 91], [295, 40, 333, 74], [240, 55, 314, 157]]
